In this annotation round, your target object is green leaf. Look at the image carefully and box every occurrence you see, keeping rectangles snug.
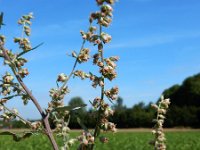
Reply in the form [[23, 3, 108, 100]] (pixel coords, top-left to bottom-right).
[[17, 42, 44, 57], [0, 12, 5, 29], [77, 117, 89, 132], [96, 127, 101, 137], [0, 131, 33, 142], [22, 132, 33, 139], [52, 104, 87, 112]]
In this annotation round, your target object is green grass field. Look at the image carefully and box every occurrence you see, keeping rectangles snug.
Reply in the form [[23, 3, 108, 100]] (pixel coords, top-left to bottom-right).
[[0, 130, 199, 150]]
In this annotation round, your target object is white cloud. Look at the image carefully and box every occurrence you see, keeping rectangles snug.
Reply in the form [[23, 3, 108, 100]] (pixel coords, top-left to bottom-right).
[[109, 30, 200, 49]]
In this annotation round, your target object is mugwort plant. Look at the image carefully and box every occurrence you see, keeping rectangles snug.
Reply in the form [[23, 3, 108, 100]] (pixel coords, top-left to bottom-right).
[[0, 1, 171, 150], [0, 0, 119, 150]]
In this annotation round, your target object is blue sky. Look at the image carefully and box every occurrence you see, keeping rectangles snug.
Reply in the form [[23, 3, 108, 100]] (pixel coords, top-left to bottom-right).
[[1, 0, 200, 119]]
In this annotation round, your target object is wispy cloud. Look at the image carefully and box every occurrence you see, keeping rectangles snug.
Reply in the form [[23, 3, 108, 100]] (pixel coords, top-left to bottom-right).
[[32, 19, 86, 38], [109, 30, 200, 49]]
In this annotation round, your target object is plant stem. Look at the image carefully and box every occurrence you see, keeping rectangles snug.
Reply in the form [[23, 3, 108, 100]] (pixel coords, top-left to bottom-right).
[[59, 39, 86, 92], [0, 44, 59, 150], [91, 25, 104, 150], [2, 104, 32, 127]]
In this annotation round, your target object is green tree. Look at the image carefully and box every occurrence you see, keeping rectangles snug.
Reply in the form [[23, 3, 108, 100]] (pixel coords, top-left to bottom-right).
[[113, 96, 126, 111], [161, 73, 200, 127], [162, 73, 200, 106], [68, 97, 86, 112], [68, 97, 86, 128]]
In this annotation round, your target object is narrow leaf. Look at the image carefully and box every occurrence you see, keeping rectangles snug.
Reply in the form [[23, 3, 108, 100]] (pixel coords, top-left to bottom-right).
[[77, 117, 89, 132], [17, 42, 44, 57], [52, 104, 87, 112], [0, 12, 5, 29], [0, 131, 33, 142]]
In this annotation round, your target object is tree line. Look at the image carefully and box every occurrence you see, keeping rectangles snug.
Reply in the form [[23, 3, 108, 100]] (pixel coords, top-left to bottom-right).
[[1, 73, 200, 128]]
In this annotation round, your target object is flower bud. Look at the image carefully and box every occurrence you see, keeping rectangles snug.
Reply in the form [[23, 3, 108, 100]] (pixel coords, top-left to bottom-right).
[[96, 0, 104, 5], [12, 108, 18, 115], [97, 61, 104, 67], [24, 26, 31, 36], [99, 136, 109, 143], [0, 106, 4, 111], [82, 139, 88, 145], [0, 35, 6, 43], [101, 32, 112, 43], [105, 0, 115, 4], [72, 51, 77, 57], [57, 73, 68, 82], [18, 68, 29, 78], [31, 121, 41, 130]]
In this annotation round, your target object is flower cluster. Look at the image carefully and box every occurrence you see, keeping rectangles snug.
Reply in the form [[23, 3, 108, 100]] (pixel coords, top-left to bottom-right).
[[0, 35, 5, 44], [2, 47, 29, 79], [21, 93, 30, 105], [150, 96, 170, 150], [49, 87, 69, 102], [1, 13, 34, 79], [14, 57, 28, 69], [90, 4, 113, 27], [101, 32, 112, 43], [100, 66, 116, 81], [99, 136, 109, 143], [0, 72, 30, 105], [57, 73, 68, 82], [96, 0, 116, 5], [80, 27, 100, 44], [18, 12, 33, 35], [77, 131, 95, 149], [100, 119, 116, 132], [0, 72, 14, 96], [31, 121, 42, 130], [60, 138, 77, 150], [3, 72, 14, 83], [48, 87, 69, 110], [18, 68, 29, 78], [104, 86, 119, 100], [92, 97, 101, 108], [74, 70, 90, 80], [93, 54, 119, 82], [77, 48, 90, 63], [91, 96, 116, 132], [14, 37, 32, 51], [89, 73, 104, 88], [14, 13, 33, 51], [102, 103, 114, 117], [0, 108, 18, 121]]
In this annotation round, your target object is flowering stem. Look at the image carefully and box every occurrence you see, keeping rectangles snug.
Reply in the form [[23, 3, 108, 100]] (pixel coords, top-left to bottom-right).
[[0, 44, 59, 150], [91, 24, 104, 150], [1, 104, 32, 127], [59, 39, 86, 93]]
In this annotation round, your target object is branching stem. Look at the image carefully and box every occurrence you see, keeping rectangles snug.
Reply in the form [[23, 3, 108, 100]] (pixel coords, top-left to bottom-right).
[[0, 44, 59, 150]]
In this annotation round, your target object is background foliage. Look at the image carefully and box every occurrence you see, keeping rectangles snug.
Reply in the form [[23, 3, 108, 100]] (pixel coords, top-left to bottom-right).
[[2, 73, 200, 129]]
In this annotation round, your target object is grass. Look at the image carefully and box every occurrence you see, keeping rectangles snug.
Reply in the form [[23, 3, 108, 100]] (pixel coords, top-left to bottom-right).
[[0, 129, 199, 150]]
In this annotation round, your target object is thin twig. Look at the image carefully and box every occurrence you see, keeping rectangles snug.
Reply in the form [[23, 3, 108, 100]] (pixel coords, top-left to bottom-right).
[[59, 39, 86, 92], [1, 104, 32, 127]]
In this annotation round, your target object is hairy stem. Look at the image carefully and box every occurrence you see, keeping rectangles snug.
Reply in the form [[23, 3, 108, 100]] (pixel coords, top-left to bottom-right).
[[0, 44, 59, 150], [91, 25, 104, 150]]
